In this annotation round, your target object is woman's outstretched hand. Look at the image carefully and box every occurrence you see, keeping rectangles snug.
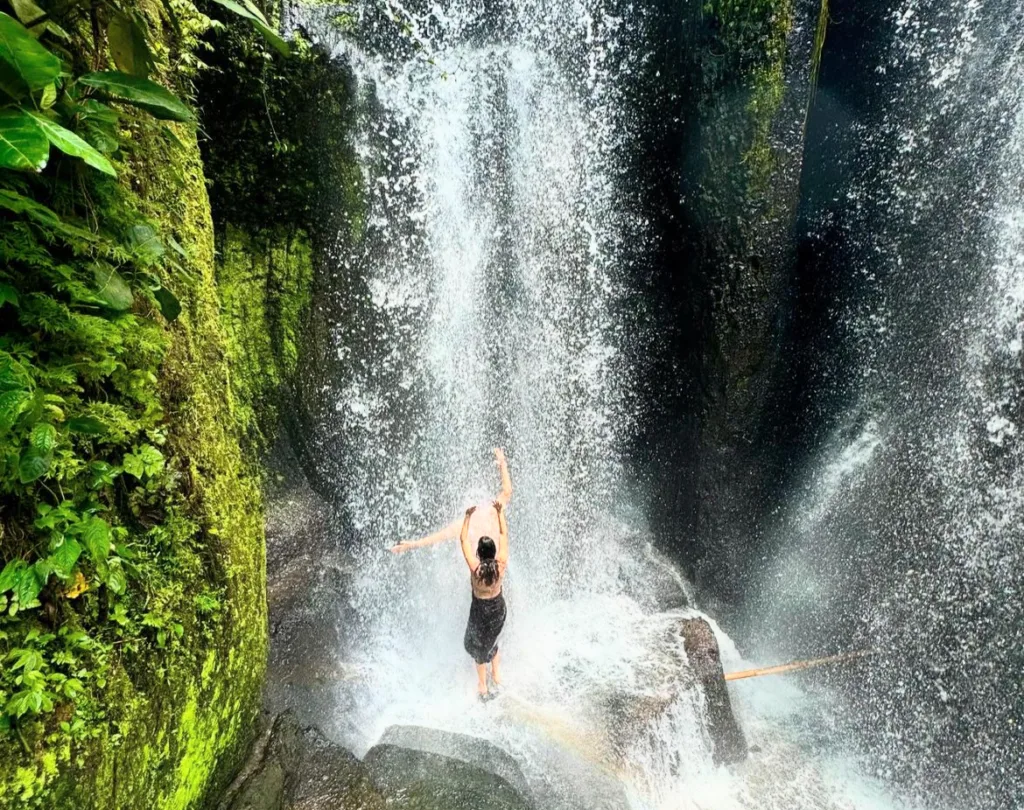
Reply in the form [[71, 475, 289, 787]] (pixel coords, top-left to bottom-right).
[[465, 505, 478, 517], [493, 447, 506, 466], [390, 542, 413, 554]]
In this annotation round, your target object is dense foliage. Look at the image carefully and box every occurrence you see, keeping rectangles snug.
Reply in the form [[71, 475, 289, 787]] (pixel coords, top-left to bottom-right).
[[0, 0, 285, 780]]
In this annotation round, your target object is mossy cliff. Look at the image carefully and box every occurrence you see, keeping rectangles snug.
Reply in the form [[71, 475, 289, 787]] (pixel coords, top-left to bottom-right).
[[0, 2, 355, 806]]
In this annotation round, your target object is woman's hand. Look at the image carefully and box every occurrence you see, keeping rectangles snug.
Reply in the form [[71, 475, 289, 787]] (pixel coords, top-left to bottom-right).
[[493, 447, 506, 466], [465, 505, 478, 517], [390, 542, 413, 554]]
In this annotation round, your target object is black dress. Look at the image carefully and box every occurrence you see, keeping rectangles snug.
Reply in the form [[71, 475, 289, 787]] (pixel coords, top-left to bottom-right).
[[463, 590, 506, 664]]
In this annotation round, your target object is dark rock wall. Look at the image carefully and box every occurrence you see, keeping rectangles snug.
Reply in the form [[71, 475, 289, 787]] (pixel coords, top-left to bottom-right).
[[632, 0, 828, 617]]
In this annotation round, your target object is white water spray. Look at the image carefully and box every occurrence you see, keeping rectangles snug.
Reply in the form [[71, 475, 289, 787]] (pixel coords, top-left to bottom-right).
[[293, 1, 918, 808]]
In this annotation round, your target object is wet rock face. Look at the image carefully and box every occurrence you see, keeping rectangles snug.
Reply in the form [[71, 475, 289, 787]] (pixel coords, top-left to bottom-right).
[[633, 0, 830, 618], [223, 713, 386, 810]]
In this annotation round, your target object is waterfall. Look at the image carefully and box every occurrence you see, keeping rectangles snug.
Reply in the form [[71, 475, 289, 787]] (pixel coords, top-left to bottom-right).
[[280, 0, 954, 808], [755, 1, 1024, 806]]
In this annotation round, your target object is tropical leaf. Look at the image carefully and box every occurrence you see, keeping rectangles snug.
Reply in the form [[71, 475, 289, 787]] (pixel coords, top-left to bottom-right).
[[79, 517, 111, 566], [0, 560, 26, 592], [0, 108, 48, 171], [208, 0, 289, 55], [28, 111, 116, 176], [0, 283, 18, 309], [18, 446, 52, 483], [13, 564, 42, 607], [78, 71, 193, 122], [105, 562, 126, 595], [67, 415, 107, 435], [210, 0, 266, 24], [153, 285, 181, 320], [108, 12, 154, 78], [0, 189, 97, 242], [8, 0, 45, 26], [92, 263, 134, 311], [39, 80, 55, 107], [48, 537, 81, 578], [77, 100, 120, 154], [252, 19, 290, 56], [0, 390, 29, 434], [29, 421, 56, 452], [127, 223, 165, 263], [0, 11, 60, 90]]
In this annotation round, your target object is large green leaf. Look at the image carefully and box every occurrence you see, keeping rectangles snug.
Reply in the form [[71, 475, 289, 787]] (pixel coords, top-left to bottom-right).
[[92, 263, 134, 311], [28, 111, 116, 176], [48, 537, 81, 578], [252, 19, 290, 56], [18, 446, 52, 483], [0, 12, 59, 90], [78, 71, 193, 122], [208, 0, 289, 55], [0, 283, 18, 309], [79, 517, 111, 566], [77, 99, 120, 155], [108, 12, 154, 78], [210, 0, 266, 24], [0, 389, 30, 434], [0, 108, 48, 171], [0, 560, 26, 592], [12, 564, 42, 606], [29, 421, 56, 452], [9, 0, 45, 26], [153, 285, 181, 321], [105, 562, 126, 595], [67, 415, 107, 435], [127, 223, 165, 263]]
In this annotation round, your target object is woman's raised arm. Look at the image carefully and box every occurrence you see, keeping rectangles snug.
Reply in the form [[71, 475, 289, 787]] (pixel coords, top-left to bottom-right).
[[495, 501, 509, 565]]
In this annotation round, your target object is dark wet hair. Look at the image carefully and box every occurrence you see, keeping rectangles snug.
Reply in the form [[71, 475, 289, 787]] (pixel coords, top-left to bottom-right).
[[476, 536, 499, 585]]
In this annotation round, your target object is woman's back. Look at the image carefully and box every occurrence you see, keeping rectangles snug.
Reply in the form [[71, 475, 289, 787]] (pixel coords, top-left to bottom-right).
[[471, 559, 505, 600]]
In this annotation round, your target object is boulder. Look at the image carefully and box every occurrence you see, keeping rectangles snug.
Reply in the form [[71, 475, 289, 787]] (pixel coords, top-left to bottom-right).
[[223, 711, 386, 810], [364, 725, 533, 810], [601, 616, 747, 769]]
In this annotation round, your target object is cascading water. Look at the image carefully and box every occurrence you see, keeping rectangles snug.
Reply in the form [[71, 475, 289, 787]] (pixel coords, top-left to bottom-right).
[[751, 1, 1024, 807], [279, 1, 931, 808]]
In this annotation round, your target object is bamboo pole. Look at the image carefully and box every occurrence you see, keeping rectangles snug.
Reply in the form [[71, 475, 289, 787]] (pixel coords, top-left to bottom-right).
[[724, 650, 874, 682]]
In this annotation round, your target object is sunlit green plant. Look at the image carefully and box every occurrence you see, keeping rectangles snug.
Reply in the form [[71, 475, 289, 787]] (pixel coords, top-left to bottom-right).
[[0, 0, 288, 742]]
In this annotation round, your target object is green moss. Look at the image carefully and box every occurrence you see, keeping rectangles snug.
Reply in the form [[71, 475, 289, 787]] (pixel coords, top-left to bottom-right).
[[216, 226, 314, 448], [0, 108, 268, 808]]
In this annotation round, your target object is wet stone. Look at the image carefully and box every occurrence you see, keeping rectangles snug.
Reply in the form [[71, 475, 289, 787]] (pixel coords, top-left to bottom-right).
[[364, 726, 534, 810]]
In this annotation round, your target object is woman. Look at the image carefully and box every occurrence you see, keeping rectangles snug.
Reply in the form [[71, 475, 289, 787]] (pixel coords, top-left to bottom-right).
[[459, 498, 509, 699], [391, 448, 512, 699]]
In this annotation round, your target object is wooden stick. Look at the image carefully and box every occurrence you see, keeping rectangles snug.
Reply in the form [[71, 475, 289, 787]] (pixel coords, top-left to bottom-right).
[[724, 650, 874, 682]]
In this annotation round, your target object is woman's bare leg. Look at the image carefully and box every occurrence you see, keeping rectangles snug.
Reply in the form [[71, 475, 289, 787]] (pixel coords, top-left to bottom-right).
[[490, 650, 502, 686], [475, 663, 488, 696]]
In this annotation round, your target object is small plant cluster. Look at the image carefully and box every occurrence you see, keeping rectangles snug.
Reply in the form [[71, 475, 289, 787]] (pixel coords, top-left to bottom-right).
[[0, 0, 284, 757]]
